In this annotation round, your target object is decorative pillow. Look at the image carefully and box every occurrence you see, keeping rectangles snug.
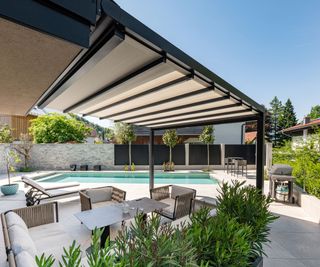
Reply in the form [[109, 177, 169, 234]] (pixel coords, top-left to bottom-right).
[[8, 225, 37, 257], [6, 211, 28, 231], [15, 251, 37, 267], [86, 188, 113, 203], [171, 185, 194, 199]]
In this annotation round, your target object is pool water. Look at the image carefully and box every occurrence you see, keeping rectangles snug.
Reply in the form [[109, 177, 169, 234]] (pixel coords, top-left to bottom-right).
[[38, 172, 218, 185]]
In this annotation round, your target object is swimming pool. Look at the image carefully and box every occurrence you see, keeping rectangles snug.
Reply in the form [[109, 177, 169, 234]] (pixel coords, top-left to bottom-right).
[[37, 172, 218, 185]]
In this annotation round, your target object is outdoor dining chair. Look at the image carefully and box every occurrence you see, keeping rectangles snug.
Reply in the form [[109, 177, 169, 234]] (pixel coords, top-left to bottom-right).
[[150, 185, 196, 221]]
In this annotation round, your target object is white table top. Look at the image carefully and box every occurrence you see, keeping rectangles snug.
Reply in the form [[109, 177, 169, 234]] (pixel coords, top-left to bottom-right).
[[74, 197, 169, 230]]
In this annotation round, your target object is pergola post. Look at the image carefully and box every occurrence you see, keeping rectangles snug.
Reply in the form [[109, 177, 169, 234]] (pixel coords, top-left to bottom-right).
[[149, 129, 155, 190], [256, 112, 265, 192]]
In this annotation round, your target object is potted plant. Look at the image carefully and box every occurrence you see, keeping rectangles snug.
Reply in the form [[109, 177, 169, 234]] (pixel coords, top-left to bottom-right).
[[1, 147, 21, 195]]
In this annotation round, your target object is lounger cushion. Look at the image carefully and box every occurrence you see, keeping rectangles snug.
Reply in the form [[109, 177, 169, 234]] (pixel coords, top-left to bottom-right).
[[6, 211, 28, 231], [22, 177, 46, 193], [15, 251, 37, 267], [8, 225, 37, 257], [29, 223, 74, 261], [159, 198, 175, 218], [171, 185, 194, 199], [86, 188, 112, 203]]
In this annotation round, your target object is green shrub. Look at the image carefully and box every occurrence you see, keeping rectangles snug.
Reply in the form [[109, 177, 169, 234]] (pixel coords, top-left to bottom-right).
[[29, 113, 91, 143], [188, 208, 252, 267], [0, 125, 13, 143], [114, 213, 197, 266], [216, 181, 278, 259]]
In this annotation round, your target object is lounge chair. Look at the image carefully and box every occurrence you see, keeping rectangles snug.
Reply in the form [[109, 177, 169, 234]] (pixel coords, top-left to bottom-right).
[[150, 185, 196, 220], [79, 186, 126, 211], [22, 177, 82, 206]]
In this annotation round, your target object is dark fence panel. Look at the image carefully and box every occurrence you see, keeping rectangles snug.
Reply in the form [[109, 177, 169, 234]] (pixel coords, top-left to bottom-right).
[[114, 145, 129, 165], [225, 145, 256, 164], [131, 145, 149, 165], [115, 144, 185, 165], [189, 145, 221, 165]]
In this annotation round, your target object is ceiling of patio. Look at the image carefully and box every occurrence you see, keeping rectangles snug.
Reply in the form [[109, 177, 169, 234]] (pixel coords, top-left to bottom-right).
[[0, 17, 81, 115], [43, 5, 261, 129]]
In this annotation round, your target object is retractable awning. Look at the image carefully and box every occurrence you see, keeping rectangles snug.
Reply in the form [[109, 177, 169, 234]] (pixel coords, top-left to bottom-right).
[[34, 0, 265, 130]]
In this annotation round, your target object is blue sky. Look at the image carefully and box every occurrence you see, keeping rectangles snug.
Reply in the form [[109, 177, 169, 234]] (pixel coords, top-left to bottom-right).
[[87, 0, 320, 127]]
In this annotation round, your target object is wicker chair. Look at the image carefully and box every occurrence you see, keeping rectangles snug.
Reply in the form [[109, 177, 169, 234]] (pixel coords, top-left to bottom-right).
[[79, 186, 126, 211], [150, 185, 196, 220]]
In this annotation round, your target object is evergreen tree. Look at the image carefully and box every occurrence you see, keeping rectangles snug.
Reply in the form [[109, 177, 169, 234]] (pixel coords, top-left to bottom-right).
[[268, 97, 283, 147], [308, 105, 320, 119], [278, 99, 297, 143]]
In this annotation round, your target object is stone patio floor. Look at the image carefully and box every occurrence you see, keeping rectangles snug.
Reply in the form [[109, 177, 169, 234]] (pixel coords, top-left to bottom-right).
[[0, 170, 319, 267]]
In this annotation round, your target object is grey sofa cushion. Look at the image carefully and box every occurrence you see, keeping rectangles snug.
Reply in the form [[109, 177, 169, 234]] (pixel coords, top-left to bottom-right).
[[6, 211, 28, 231], [171, 185, 194, 199], [15, 251, 37, 267], [159, 198, 176, 218], [8, 225, 37, 257], [86, 188, 113, 203]]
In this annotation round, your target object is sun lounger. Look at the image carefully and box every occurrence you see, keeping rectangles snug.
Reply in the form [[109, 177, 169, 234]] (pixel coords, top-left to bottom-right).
[[21, 177, 82, 206]]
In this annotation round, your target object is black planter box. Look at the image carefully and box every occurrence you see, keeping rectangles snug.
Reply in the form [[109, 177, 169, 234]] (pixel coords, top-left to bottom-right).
[[93, 165, 102, 171], [70, 164, 77, 171], [80, 165, 88, 171]]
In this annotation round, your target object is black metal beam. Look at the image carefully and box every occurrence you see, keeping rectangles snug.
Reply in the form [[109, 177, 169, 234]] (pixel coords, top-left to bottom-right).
[[256, 112, 265, 192], [113, 95, 229, 122], [85, 74, 192, 116], [149, 129, 155, 190], [128, 103, 241, 124], [100, 85, 215, 119], [37, 23, 123, 109], [101, 0, 266, 113], [63, 56, 166, 113], [145, 109, 253, 127], [152, 114, 259, 131], [0, 0, 96, 47]]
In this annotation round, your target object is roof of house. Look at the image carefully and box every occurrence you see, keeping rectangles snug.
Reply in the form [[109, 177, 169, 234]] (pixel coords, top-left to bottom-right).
[[282, 118, 320, 133], [245, 131, 257, 143]]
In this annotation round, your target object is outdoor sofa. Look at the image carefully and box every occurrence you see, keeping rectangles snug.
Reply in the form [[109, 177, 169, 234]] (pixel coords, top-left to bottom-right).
[[150, 185, 196, 220], [22, 176, 82, 206], [1, 202, 79, 267], [79, 186, 126, 211]]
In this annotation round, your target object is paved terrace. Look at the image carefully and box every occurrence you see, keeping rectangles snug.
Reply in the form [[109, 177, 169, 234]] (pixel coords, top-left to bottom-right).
[[0, 170, 319, 267]]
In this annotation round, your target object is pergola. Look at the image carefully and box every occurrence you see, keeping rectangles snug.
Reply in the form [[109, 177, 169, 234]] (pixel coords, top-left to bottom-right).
[[0, 0, 265, 191]]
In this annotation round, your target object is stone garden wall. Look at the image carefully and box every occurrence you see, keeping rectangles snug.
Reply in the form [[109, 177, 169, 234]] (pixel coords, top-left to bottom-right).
[[0, 144, 114, 173]]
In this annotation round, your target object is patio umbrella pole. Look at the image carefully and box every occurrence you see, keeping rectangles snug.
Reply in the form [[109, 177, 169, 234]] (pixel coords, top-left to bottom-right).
[[149, 129, 155, 190]]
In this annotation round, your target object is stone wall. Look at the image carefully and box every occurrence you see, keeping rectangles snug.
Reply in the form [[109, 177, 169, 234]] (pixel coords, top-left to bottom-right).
[[0, 144, 114, 173]]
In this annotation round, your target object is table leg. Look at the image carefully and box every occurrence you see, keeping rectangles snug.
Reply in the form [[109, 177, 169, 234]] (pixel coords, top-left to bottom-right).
[[100, 225, 110, 248], [288, 181, 294, 204]]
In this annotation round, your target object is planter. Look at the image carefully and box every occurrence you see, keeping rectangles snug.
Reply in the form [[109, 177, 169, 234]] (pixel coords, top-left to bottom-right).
[[1, 183, 19, 196], [251, 256, 263, 267]]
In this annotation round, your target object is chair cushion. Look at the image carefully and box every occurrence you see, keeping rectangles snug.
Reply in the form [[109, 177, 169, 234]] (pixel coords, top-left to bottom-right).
[[171, 185, 194, 199], [270, 164, 293, 175], [86, 188, 113, 203], [6, 211, 28, 231], [15, 251, 37, 267], [29, 223, 75, 261], [8, 225, 37, 257], [159, 198, 176, 218]]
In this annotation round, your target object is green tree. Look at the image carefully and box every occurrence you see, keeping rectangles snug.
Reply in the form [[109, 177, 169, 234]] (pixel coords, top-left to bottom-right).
[[0, 125, 13, 143], [162, 129, 179, 164], [268, 97, 284, 147], [13, 133, 33, 171], [279, 99, 297, 141], [29, 113, 91, 143], [105, 127, 114, 142], [199, 125, 215, 170], [308, 105, 320, 119], [114, 122, 136, 165]]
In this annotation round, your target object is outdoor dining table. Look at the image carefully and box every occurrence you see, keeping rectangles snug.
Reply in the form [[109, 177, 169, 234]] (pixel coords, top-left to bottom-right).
[[225, 157, 244, 174], [74, 197, 169, 247]]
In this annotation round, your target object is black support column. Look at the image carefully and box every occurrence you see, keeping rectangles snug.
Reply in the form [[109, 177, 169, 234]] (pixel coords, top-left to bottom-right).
[[149, 129, 154, 190], [256, 112, 265, 192]]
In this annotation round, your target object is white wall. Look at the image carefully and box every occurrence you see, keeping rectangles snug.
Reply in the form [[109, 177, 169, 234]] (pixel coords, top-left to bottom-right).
[[214, 122, 245, 144]]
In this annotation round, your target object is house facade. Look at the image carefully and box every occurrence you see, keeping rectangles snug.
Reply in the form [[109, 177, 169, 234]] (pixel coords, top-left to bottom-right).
[[282, 117, 320, 147], [0, 114, 36, 140]]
